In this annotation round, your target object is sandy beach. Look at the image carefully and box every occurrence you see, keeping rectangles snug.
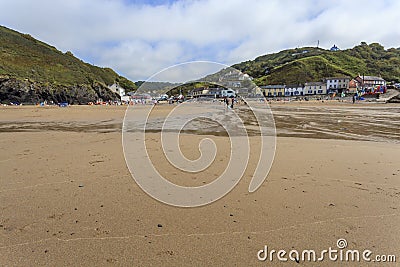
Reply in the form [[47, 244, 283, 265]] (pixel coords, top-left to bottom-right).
[[1, 102, 399, 266]]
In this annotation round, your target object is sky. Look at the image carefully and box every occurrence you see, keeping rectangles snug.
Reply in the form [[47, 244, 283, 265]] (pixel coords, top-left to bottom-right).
[[1, 0, 400, 82]]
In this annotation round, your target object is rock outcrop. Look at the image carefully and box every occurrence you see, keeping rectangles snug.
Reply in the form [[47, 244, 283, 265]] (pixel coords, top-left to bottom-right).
[[0, 76, 120, 104], [387, 92, 400, 103]]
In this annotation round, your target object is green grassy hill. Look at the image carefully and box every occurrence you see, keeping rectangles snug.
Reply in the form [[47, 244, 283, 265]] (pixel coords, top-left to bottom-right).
[[0, 25, 136, 91], [0, 25, 138, 104], [232, 43, 400, 85]]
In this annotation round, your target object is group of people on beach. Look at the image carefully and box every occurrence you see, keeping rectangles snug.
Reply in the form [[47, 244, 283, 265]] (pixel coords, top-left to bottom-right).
[[224, 97, 235, 109]]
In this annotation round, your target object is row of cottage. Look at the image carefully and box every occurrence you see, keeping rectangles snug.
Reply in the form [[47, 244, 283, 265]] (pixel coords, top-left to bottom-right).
[[107, 74, 387, 99], [259, 75, 387, 97]]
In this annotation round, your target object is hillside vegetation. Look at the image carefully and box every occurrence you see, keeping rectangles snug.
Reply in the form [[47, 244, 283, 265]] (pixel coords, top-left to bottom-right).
[[0, 25, 137, 104], [0, 25, 136, 90], [232, 43, 400, 85], [0, 26, 137, 104]]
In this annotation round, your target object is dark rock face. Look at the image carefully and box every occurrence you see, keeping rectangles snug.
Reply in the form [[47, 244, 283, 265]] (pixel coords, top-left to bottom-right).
[[387, 95, 400, 103], [0, 76, 120, 104], [387, 89, 400, 103]]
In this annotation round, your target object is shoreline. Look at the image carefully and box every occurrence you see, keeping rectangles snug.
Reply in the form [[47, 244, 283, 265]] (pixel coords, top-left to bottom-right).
[[2, 103, 399, 143]]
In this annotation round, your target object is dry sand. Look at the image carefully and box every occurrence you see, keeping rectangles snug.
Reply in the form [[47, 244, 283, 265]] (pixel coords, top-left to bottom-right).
[[0, 102, 399, 266]]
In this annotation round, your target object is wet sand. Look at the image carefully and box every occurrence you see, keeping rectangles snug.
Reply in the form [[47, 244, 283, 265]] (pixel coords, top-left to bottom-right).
[[0, 102, 399, 266]]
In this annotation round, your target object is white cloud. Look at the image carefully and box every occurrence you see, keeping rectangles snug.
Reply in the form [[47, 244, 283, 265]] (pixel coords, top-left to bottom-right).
[[1, 0, 399, 81]]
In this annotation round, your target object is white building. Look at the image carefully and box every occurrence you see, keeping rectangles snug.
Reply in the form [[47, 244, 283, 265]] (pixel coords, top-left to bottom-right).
[[354, 75, 386, 88], [304, 82, 327, 95], [285, 84, 304, 96], [121, 95, 130, 102], [325, 77, 350, 93], [190, 87, 233, 98], [108, 83, 126, 96], [221, 89, 236, 98]]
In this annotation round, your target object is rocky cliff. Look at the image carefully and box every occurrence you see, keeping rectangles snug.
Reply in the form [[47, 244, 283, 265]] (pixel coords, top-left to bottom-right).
[[0, 25, 136, 104], [0, 76, 120, 105]]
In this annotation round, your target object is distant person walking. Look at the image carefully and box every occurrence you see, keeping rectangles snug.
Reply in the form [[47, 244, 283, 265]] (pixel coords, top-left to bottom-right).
[[352, 94, 357, 104], [230, 97, 234, 109], [224, 97, 229, 108]]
